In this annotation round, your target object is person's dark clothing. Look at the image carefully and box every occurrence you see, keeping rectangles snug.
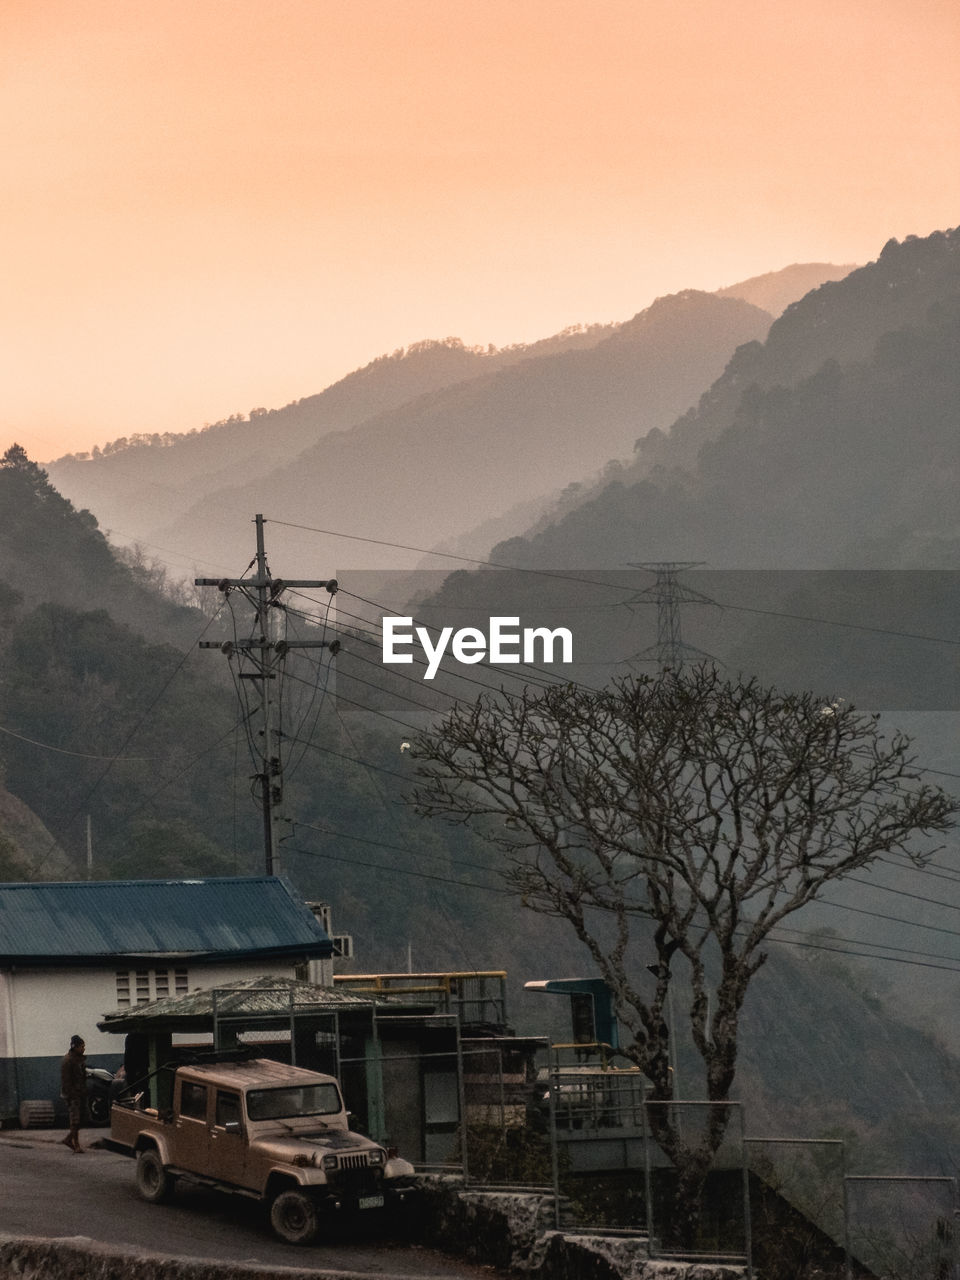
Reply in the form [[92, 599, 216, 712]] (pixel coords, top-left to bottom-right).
[[61, 1046, 86, 1125]]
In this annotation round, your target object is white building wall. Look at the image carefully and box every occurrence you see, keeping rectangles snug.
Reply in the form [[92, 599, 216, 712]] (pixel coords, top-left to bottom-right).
[[6, 959, 301, 1062]]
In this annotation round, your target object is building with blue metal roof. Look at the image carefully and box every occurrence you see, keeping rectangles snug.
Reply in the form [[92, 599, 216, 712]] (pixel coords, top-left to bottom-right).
[[0, 877, 333, 1124]]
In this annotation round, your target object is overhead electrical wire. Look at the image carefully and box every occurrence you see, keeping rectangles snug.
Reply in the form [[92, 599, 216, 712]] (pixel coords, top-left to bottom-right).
[[283, 558, 960, 789], [271, 829, 960, 975], [0, 722, 155, 761], [281, 649, 960, 961], [267, 518, 960, 650], [117, 710, 259, 827], [288, 611, 960, 921], [187, 631, 960, 983]]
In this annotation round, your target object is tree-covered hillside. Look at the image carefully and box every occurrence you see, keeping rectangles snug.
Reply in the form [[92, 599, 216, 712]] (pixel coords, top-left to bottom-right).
[[44, 330, 615, 564], [0, 447, 533, 977], [490, 228, 960, 570]]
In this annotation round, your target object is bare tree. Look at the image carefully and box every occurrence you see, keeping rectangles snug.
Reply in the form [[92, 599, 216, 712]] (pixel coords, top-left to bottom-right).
[[412, 666, 958, 1239]]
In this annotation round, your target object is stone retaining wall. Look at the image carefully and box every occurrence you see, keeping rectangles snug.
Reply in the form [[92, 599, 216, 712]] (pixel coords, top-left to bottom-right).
[[417, 1182, 749, 1279], [0, 1189, 749, 1280], [0, 1235, 366, 1280]]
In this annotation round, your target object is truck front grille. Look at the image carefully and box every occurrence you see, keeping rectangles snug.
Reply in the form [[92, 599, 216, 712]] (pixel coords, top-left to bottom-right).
[[339, 1153, 370, 1171]]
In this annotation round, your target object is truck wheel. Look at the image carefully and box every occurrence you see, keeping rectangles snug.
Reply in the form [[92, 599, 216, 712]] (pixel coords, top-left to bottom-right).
[[270, 1189, 319, 1245], [87, 1091, 110, 1127], [136, 1148, 175, 1203]]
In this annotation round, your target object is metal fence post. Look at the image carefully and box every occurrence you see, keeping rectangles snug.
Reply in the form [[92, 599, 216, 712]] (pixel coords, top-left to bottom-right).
[[641, 1090, 655, 1257], [738, 1105, 753, 1280], [456, 1022, 469, 1182], [548, 1052, 561, 1230]]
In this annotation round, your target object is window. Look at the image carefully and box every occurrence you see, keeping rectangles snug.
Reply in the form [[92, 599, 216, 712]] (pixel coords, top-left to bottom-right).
[[246, 1084, 342, 1121], [215, 1091, 242, 1130], [180, 1082, 207, 1121], [114, 967, 190, 1006]]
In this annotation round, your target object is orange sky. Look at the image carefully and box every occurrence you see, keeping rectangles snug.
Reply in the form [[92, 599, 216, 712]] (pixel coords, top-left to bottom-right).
[[2, 0, 958, 461]]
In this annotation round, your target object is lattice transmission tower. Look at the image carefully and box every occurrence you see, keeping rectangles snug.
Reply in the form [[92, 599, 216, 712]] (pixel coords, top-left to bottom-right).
[[624, 561, 719, 671]]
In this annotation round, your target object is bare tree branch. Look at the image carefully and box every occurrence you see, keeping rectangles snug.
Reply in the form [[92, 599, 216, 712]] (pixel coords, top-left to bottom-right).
[[411, 666, 959, 1231]]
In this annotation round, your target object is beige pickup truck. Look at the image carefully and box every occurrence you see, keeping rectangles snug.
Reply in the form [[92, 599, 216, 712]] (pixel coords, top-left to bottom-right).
[[110, 1057, 417, 1244]]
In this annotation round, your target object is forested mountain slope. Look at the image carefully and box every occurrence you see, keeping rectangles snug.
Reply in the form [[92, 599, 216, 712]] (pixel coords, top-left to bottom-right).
[[489, 227, 960, 571], [44, 261, 851, 581], [0, 446, 203, 644], [44, 329, 615, 557], [149, 291, 773, 577]]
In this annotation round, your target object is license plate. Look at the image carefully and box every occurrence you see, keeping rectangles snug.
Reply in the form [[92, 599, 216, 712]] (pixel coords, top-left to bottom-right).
[[358, 1195, 384, 1210]]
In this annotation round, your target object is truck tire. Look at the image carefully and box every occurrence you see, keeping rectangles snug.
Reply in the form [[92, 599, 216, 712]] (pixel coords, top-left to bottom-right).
[[87, 1091, 110, 1127], [270, 1189, 319, 1245], [136, 1148, 175, 1203]]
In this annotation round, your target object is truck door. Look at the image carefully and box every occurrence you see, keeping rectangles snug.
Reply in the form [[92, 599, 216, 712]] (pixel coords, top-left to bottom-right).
[[173, 1080, 210, 1171], [207, 1089, 247, 1188]]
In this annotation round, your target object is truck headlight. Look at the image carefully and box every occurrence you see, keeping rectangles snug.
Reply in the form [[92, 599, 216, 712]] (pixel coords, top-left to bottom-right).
[[321, 1154, 338, 1172], [368, 1149, 385, 1166]]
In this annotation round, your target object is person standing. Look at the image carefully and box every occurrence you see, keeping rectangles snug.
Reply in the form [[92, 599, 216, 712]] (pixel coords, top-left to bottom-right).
[[60, 1034, 87, 1152]]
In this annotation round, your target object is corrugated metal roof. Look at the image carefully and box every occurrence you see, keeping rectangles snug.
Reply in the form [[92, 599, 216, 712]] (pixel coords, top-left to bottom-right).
[[98, 974, 377, 1032], [0, 877, 333, 964]]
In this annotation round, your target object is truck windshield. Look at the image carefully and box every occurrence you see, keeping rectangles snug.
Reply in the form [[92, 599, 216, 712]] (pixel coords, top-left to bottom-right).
[[246, 1083, 342, 1121]]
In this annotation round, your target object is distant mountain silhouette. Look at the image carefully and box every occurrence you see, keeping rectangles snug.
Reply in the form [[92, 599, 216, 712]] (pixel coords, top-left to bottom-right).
[[131, 292, 773, 576], [47, 335, 608, 553], [46, 262, 848, 579], [488, 227, 960, 571], [716, 261, 856, 316]]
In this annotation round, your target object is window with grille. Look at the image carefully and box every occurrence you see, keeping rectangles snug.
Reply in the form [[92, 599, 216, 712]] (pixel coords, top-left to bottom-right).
[[115, 967, 190, 1006]]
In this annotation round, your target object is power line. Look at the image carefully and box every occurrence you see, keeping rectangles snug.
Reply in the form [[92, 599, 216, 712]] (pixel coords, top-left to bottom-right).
[[279, 830, 960, 975], [267, 518, 960, 649], [281, 842, 513, 895], [0, 722, 154, 762], [845, 873, 960, 916], [281, 731, 415, 785]]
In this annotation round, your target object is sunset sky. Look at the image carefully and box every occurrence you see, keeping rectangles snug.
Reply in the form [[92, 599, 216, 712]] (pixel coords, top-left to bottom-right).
[[3, 0, 958, 461]]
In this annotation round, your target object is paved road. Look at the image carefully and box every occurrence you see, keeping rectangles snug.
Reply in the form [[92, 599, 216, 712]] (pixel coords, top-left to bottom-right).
[[0, 1132, 505, 1278]]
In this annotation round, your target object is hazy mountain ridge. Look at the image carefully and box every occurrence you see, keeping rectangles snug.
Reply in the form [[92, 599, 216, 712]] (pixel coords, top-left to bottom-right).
[[735, 943, 960, 1165], [146, 290, 773, 577], [715, 261, 857, 317], [44, 263, 848, 578], [44, 330, 615, 550], [488, 227, 960, 570], [631, 229, 959, 479]]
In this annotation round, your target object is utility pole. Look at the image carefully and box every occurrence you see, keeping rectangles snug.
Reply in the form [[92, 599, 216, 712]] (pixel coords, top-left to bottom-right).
[[624, 561, 718, 670], [195, 515, 339, 876]]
